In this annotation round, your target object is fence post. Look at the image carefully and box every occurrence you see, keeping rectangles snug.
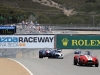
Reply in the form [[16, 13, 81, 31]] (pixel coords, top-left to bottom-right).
[[54, 34, 57, 49]]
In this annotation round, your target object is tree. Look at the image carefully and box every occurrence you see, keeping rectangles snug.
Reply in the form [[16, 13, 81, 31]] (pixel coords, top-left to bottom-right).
[[0, 16, 4, 20], [9, 16, 12, 19], [32, 14, 35, 17], [85, 0, 96, 3]]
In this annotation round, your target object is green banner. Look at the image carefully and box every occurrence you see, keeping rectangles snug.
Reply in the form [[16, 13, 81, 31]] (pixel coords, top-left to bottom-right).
[[56, 35, 100, 49]]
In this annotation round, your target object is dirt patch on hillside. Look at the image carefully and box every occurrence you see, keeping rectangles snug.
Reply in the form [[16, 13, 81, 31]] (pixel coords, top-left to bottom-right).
[[32, 0, 75, 16], [0, 58, 31, 75]]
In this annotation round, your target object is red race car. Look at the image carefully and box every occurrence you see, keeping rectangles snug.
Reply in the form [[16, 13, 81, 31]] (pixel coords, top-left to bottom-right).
[[74, 51, 99, 67]]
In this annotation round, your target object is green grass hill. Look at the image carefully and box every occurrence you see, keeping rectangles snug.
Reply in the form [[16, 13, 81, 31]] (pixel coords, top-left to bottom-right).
[[0, 0, 100, 26]]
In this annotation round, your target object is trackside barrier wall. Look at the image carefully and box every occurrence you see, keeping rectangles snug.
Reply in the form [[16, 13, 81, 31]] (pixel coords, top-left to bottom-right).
[[56, 34, 100, 49], [0, 35, 54, 48]]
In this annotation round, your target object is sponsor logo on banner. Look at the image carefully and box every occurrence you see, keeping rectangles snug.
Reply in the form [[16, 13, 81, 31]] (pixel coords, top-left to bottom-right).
[[57, 35, 100, 49], [0, 35, 54, 48], [61, 38, 100, 47], [62, 38, 69, 46]]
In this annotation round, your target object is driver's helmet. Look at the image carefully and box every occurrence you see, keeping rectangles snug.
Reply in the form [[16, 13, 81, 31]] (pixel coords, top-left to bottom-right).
[[85, 51, 91, 55]]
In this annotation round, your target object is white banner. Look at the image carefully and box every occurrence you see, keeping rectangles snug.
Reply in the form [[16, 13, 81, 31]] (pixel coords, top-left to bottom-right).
[[0, 35, 54, 48]]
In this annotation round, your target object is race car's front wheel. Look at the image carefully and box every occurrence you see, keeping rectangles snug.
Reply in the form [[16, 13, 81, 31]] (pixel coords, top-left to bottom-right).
[[48, 56, 52, 58], [39, 55, 43, 58], [79, 59, 82, 66], [74, 58, 77, 65], [61, 57, 63, 59], [95, 63, 99, 67]]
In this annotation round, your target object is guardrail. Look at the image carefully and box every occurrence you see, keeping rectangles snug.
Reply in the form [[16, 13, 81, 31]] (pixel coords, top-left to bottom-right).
[[40, 24, 100, 27], [35, 25, 100, 31]]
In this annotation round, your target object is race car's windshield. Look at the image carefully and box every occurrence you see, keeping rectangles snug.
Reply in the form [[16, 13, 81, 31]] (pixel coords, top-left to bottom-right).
[[84, 51, 91, 55], [57, 50, 61, 53]]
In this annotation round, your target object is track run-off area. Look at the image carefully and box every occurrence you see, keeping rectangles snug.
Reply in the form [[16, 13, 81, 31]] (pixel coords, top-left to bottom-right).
[[13, 49, 100, 75]]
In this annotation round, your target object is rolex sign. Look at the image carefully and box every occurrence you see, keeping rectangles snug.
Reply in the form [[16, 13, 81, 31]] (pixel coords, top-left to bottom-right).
[[56, 35, 100, 49]]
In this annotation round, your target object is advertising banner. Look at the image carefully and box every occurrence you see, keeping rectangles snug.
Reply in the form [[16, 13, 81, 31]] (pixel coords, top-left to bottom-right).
[[56, 35, 100, 49], [0, 26, 16, 35], [0, 35, 54, 48]]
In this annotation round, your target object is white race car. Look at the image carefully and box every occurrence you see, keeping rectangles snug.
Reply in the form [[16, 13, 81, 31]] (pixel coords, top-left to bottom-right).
[[49, 49, 64, 59]]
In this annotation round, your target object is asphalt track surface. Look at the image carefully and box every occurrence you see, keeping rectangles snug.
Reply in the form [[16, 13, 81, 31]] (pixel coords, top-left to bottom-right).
[[14, 50, 100, 75]]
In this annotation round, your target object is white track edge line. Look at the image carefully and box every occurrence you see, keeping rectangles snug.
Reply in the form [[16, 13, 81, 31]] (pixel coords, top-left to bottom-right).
[[7, 58, 33, 75]]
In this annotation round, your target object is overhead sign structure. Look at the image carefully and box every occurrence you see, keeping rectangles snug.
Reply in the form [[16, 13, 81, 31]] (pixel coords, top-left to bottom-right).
[[56, 35, 100, 49], [0, 35, 54, 48], [0, 26, 16, 35]]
